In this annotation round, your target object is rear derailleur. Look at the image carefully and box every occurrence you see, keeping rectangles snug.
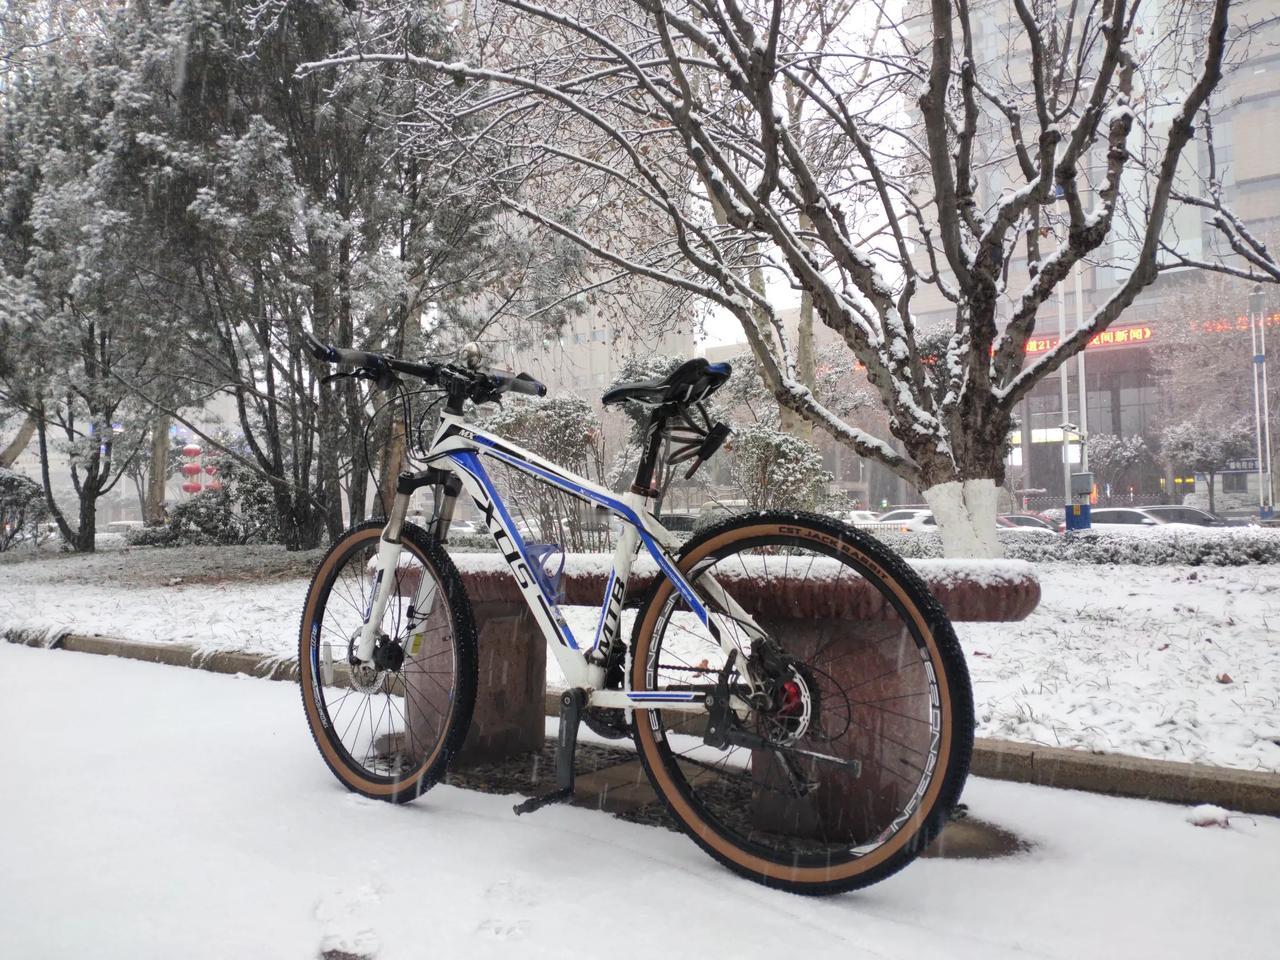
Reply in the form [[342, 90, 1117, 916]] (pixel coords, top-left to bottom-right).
[[702, 647, 860, 799]]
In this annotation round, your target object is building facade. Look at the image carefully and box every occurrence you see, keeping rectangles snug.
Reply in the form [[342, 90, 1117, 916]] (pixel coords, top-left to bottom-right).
[[902, 0, 1280, 513]]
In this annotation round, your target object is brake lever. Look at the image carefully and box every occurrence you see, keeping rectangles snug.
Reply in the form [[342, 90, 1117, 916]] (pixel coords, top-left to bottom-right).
[[321, 371, 356, 386]]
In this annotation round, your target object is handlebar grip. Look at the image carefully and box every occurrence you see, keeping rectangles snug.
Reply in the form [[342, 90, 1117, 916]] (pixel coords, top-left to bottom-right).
[[504, 372, 546, 397], [302, 331, 337, 363], [333, 346, 373, 367], [302, 331, 379, 368]]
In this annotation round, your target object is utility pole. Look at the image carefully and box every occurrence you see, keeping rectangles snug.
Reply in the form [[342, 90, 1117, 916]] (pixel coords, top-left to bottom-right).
[[1074, 260, 1089, 476], [1249, 285, 1274, 518]]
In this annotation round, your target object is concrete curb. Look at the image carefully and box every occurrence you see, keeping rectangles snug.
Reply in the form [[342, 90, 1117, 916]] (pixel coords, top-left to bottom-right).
[[3, 627, 300, 682], [7, 628, 1278, 818]]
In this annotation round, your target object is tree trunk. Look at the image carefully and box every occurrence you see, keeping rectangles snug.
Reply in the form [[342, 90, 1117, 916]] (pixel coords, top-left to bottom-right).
[[781, 212, 816, 439], [35, 414, 76, 544], [144, 415, 170, 524], [922, 479, 1003, 559], [1207, 470, 1216, 514], [0, 415, 36, 468], [75, 487, 97, 553]]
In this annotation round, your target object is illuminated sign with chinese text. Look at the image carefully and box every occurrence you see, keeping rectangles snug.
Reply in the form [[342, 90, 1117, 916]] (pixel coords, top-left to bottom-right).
[[1024, 324, 1153, 355], [1021, 312, 1280, 357]]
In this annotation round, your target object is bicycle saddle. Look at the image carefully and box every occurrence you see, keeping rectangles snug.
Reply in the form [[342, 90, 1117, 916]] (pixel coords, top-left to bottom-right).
[[602, 358, 732, 407]]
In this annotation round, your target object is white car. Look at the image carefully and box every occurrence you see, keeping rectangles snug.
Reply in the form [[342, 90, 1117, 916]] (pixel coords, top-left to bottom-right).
[[875, 509, 936, 532], [844, 510, 882, 524], [839, 510, 905, 532]]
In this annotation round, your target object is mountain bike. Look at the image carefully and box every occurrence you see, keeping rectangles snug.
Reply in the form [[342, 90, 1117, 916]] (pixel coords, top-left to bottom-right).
[[296, 334, 973, 894]]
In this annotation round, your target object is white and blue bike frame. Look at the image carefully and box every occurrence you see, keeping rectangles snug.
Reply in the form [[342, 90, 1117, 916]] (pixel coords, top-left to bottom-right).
[[351, 409, 766, 715]]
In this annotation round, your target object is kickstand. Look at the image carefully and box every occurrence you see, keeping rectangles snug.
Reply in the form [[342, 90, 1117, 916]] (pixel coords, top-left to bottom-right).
[[513, 687, 585, 816]]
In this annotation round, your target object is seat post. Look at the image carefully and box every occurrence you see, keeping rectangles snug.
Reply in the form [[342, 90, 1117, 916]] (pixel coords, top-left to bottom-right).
[[630, 410, 669, 497]]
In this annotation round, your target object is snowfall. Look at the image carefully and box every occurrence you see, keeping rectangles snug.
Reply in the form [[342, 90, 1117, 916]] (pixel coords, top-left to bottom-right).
[[2, 641, 1278, 959], [2, 544, 1278, 773]]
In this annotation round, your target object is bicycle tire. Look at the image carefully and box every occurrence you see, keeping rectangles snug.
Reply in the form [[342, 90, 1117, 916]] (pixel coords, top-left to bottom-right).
[[629, 511, 973, 894], [298, 520, 478, 803]]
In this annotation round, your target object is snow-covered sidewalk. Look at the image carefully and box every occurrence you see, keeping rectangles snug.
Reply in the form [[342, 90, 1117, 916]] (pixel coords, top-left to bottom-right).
[[2, 642, 1277, 960], [2, 549, 1278, 772]]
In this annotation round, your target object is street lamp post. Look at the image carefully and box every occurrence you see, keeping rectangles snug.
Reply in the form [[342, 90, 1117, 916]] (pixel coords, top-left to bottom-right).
[[1248, 285, 1274, 519]]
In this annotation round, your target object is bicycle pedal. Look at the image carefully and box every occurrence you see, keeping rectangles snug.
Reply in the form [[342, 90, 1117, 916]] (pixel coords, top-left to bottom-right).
[[512, 786, 574, 816]]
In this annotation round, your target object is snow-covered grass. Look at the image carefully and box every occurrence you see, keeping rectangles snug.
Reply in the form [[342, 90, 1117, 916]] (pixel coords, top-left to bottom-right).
[[957, 564, 1280, 771], [2, 642, 1277, 960], [2, 547, 1278, 772]]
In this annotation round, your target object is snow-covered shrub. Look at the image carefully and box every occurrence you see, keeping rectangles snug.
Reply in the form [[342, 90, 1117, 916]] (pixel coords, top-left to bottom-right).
[[862, 526, 1280, 565], [127, 463, 279, 547], [447, 533, 497, 551], [728, 422, 832, 511], [0, 468, 49, 551]]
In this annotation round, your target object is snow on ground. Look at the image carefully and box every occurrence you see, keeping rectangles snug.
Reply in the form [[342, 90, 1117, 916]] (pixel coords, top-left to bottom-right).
[[2, 548, 1278, 772], [957, 564, 1280, 771], [2, 642, 1277, 960]]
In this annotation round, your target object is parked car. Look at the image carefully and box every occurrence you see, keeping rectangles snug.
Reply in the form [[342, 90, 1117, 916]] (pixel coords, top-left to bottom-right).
[[873, 509, 936, 533], [844, 510, 882, 524], [835, 509, 903, 532], [999, 513, 1058, 533], [1137, 506, 1227, 527], [1086, 506, 1220, 530], [877, 508, 931, 524]]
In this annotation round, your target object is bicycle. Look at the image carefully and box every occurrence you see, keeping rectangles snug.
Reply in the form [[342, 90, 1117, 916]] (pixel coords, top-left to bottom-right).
[[296, 334, 974, 894]]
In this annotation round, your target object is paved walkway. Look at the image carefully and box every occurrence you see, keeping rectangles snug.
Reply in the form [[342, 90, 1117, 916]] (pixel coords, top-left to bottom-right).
[[3, 643, 1278, 960]]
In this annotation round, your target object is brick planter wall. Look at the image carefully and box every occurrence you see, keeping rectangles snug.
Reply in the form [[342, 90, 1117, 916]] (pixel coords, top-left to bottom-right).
[[426, 557, 1039, 766]]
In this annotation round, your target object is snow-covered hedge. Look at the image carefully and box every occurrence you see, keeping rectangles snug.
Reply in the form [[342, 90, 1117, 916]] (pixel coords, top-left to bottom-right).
[[870, 526, 1280, 565]]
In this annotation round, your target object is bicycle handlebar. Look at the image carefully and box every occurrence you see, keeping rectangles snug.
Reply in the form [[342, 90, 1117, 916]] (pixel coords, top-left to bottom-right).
[[301, 332, 546, 401]]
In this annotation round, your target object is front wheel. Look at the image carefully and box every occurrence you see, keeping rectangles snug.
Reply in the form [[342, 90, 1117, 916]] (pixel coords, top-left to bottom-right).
[[629, 512, 974, 894], [298, 520, 478, 803]]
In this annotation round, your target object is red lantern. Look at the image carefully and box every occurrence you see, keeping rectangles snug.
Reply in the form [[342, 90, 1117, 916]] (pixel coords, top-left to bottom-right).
[[181, 463, 202, 477], [181, 481, 202, 494], [204, 464, 218, 476], [181, 444, 202, 458], [205, 479, 224, 492]]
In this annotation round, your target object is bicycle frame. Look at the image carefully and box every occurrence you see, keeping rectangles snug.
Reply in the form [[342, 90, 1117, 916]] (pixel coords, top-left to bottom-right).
[[354, 408, 765, 715]]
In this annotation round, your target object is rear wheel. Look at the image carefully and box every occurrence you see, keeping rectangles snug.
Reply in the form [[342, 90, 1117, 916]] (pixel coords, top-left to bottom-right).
[[629, 512, 973, 894], [299, 521, 477, 803]]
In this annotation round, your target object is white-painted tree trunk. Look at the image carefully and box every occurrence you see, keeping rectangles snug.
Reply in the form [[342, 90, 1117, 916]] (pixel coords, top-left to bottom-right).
[[922, 479, 1003, 559]]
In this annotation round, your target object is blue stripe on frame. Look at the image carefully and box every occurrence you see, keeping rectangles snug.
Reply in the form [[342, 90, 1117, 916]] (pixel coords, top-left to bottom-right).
[[447, 450, 579, 650], [470, 436, 709, 621]]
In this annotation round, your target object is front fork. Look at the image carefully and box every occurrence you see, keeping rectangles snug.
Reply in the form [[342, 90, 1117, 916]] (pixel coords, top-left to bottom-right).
[[354, 470, 458, 665]]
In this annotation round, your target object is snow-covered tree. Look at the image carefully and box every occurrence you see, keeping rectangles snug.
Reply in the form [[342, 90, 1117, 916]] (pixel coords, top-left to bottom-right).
[[1087, 434, 1151, 499], [482, 395, 609, 550], [729, 422, 831, 512], [0, 12, 162, 550], [0, 0, 588, 548], [0, 467, 49, 552], [1159, 420, 1253, 514], [310, 0, 1237, 556], [1152, 273, 1277, 431]]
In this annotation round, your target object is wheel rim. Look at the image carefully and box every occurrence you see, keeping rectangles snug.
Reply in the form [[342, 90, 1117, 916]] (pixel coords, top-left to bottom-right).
[[632, 524, 955, 880], [303, 531, 459, 790]]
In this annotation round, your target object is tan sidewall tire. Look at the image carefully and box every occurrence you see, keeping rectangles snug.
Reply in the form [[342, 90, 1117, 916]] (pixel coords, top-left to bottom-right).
[[629, 513, 972, 893], [298, 521, 477, 803]]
